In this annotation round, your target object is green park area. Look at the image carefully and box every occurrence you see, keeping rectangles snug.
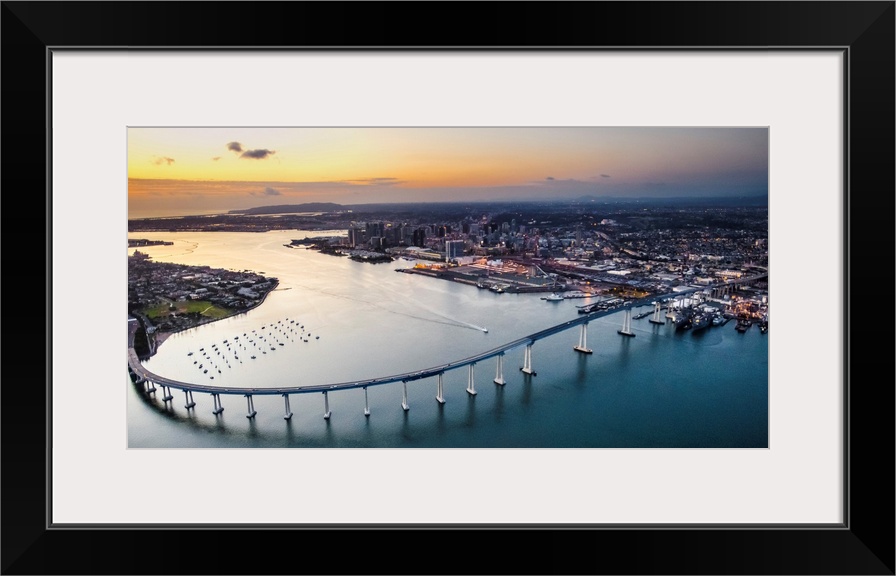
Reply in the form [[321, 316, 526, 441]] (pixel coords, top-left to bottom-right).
[[142, 300, 232, 321]]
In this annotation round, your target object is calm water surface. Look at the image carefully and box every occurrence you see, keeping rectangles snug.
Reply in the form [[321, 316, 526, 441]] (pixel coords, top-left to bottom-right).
[[127, 231, 768, 448]]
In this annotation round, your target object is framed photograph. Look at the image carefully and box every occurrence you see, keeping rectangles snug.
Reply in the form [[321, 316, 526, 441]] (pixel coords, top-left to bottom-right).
[[4, 2, 892, 574], [124, 124, 771, 453]]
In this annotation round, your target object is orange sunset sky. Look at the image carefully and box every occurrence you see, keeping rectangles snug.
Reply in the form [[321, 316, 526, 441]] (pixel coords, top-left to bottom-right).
[[128, 127, 768, 219]]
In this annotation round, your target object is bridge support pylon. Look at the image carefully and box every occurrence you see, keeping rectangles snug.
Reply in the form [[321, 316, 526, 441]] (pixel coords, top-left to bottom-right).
[[436, 373, 446, 404], [161, 385, 173, 403], [244, 394, 257, 419], [282, 394, 293, 420], [466, 363, 477, 395], [494, 353, 505, 386], [364, 386, 370, 416], [574, 322, 592, 354], [402, 381, 410, 411], [323, 391, 331, 420], [617, 308, 636, 337], [144, 379, 156, 394], [211, 393, 224, 415], [183, 389, 196, 409], [649, 300, 665, 325], [521, 344, 536, 376]]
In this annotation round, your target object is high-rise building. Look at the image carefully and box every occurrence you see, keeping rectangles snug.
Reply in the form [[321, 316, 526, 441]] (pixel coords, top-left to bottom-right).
[[348, 227, 365, 248], [413, 228, 427, 248], [366, 221, 383, 238], [446, 240, 464, 261]]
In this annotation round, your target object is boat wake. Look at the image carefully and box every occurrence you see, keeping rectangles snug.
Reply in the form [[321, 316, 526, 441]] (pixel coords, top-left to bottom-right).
[[294, 285, 487, 332], [394, 302, 487, 333], [386, 293, 487, 333]]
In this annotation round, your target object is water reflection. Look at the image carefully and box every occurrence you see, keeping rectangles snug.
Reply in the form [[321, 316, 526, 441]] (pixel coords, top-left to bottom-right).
[[127, 231, 768, 448]]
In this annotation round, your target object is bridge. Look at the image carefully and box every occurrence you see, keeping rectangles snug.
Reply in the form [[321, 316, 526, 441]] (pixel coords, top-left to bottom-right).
[[127, 279, 762, 421], [708, 271, 767, 297]]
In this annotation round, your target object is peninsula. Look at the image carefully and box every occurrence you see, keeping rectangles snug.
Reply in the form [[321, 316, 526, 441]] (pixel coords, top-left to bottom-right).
[[128, 248, 278, 358]]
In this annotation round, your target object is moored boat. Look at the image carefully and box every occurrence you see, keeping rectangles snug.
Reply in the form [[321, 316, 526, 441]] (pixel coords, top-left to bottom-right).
[[691, 312, 711, 331], [673, 309, 693, 330]]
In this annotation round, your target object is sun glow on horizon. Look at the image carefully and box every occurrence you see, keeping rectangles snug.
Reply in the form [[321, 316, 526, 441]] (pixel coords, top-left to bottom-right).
[[128, 127, 768, 218]]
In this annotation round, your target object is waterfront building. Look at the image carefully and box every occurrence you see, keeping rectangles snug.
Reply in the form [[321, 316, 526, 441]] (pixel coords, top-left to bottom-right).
[[446, 240, 464, 262], [348, 227, 364, 248]]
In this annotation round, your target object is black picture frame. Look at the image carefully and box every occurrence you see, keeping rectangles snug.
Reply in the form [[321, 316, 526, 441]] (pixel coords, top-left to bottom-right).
[[3, 2, 892, 574]]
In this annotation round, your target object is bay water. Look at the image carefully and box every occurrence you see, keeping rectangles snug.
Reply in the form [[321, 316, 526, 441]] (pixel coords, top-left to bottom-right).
[[127, 230, 768, 449]]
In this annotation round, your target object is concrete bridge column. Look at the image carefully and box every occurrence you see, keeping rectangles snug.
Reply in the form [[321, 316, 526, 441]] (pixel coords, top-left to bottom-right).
[[282, 394, 293, 420], [436, 373, 446, 404], [494, 354, 505, 386], [618, 308, 635, 337], [466, 363, 477, 396], [245, 394, 257, 419], [521, 344, 536, 376], [364, 386, 370, 416], [574, 322, 592, 354], [144, 379, 156, 394], [402, 381, 410, 411], [649, 301, 665, 324], [323, 391, 331, 420], [211, 393, 224, 414], [183, 390, 196, 409], [161, 385, 173, 403]]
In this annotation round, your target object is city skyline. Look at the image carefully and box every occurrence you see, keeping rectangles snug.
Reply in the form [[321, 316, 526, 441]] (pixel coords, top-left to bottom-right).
[[128, 127, 769, 219]]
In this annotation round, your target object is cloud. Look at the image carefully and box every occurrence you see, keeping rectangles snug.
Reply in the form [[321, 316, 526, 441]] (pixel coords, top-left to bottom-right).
[[152, 156, 175, 166], [240, 149, 276, 159], [342, 177, 405, 186], [248, 186, 283, 197], [532, 177, 587, 186], [211, 156, 221, 162], [601, 174, 611, 178], [227, 142, 243, 153]]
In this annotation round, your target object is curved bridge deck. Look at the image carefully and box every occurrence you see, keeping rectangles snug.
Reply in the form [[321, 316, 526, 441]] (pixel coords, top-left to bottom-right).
[[127, 286, 725, 397]]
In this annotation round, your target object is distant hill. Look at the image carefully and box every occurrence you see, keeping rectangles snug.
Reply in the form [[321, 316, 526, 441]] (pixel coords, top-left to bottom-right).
[[573, 195, 768, 207], [229, 203, 345, 215], [226, 196, 767, 216]]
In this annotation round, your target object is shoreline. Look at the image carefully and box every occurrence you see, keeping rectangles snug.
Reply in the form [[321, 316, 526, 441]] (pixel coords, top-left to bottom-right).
[[149, 279, 278, 357]]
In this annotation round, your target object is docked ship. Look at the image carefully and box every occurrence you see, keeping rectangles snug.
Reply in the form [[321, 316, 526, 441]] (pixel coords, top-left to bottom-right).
[[735, 319, 753, 333], [691, 312, 712, 332], [541, 293, 564, 302], [671, 308, 693, 330]]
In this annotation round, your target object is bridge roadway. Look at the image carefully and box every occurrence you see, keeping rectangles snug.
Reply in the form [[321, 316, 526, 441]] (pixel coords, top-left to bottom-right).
[[126, 285, 736, 398]]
